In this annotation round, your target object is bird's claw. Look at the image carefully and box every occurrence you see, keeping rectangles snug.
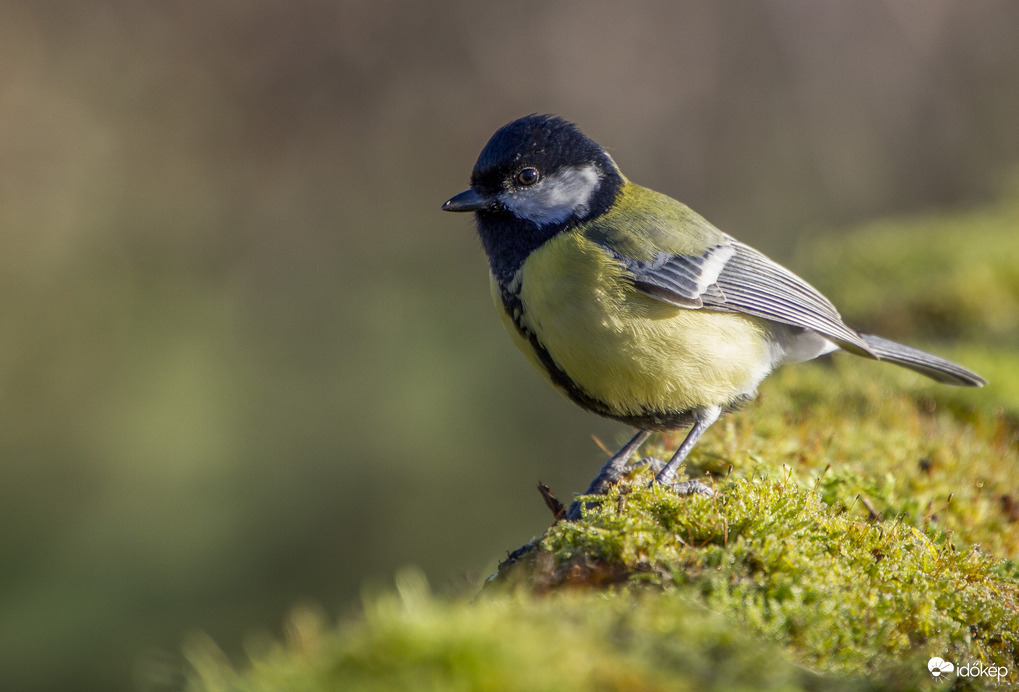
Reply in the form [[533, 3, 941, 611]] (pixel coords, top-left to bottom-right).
[[667, 479, 715, 497], [633, 456, 714, 497]]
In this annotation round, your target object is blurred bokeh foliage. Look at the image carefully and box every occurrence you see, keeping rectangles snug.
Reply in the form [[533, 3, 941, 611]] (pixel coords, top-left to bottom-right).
[[1, 2, 1019, 690], [799, 185, 1019, 345]]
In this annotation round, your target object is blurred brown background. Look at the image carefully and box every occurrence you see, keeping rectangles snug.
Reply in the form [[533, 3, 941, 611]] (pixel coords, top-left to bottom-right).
[[1, 2, 1018, 690]]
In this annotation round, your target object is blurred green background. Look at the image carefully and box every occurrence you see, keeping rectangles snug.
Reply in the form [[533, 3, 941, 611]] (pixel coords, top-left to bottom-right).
[[2, 2, 1019, 690]]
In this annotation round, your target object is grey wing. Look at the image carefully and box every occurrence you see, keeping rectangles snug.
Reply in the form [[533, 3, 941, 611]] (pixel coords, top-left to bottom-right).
[[614, 239, 875, 357], [708, 241, 874, 356]]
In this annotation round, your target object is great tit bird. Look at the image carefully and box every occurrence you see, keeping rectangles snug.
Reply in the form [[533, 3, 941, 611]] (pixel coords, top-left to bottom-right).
[[443, 114, 985, 513]]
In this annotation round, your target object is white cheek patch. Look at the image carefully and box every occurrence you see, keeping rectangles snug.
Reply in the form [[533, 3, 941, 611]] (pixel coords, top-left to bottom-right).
[[498, 164, 601, 226]]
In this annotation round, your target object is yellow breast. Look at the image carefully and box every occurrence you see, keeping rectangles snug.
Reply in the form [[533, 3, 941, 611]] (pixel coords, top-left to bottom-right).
[[491, 231, 775, 419]]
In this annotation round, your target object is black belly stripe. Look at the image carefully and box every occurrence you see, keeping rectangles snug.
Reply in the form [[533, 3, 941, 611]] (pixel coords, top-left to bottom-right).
[[497, 284, 714, 431]]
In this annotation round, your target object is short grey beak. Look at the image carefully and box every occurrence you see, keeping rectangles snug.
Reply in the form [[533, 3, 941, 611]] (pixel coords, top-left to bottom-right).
[[442, 188, 489, 212]]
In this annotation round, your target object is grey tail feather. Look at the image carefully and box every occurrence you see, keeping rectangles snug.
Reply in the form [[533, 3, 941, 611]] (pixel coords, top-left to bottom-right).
[[859, 333, 986, 387]]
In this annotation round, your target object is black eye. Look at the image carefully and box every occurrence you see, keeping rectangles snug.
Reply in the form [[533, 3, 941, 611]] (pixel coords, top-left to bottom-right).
[[515, 167, 539, 186]]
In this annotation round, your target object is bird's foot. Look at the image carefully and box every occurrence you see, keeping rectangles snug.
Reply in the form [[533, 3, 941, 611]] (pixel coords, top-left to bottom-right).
[[635, 456, 714, 497], [668, 479, 715, 497], [565, 454, 714, 521]]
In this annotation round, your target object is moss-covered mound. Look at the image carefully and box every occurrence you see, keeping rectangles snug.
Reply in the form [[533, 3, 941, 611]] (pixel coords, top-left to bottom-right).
[[188, 571, 882, 692], [187, 191, 1019, 691]]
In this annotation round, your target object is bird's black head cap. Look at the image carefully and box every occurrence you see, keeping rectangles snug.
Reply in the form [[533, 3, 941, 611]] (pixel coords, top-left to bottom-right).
[[471, 114, 618, 195], [461, 115, 624, 282]]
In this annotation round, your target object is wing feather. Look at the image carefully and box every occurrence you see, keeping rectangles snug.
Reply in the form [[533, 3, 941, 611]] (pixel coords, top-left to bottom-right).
[[710, 242, 872, 355], [604, 237, 874, 357]]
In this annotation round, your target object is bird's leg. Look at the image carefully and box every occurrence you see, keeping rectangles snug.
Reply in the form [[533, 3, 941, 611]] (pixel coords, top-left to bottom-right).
[[653, 405, 720, 496], [566, 429, 651, 520]]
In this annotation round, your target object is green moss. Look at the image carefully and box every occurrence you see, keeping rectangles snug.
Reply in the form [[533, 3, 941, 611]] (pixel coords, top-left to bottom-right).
[[187, 570, 897, 692], [513, 465, 1018, 676], [720, 356, 1019, 558]]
